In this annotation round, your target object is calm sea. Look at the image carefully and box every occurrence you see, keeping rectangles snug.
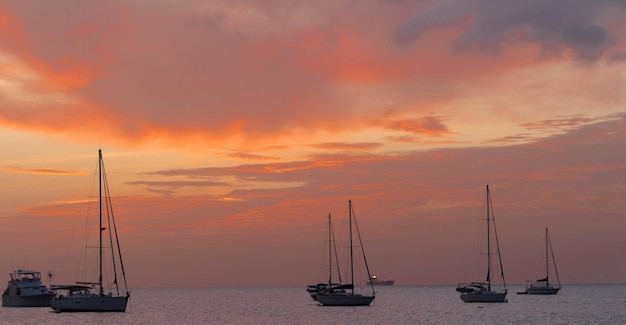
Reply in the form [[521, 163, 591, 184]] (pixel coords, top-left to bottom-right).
[[1, 284, 625, 324]]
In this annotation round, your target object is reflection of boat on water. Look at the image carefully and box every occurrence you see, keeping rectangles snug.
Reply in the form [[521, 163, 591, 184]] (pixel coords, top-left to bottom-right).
[[49, 149, 130, 312], [316, 200, 376, 306], [367, 275, 394, 286], [2, 269, 55, 307], [456, 185, 508, 303], [517, 227, 561, 295]]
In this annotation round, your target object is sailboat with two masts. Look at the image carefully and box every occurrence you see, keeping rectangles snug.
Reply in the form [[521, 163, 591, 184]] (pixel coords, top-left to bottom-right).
[[518, 227, 561, 295], [316, 200, 376, 306], [50, 149, 130, 312], [306, 214, 343, 301], [456, 185, 507, 303]]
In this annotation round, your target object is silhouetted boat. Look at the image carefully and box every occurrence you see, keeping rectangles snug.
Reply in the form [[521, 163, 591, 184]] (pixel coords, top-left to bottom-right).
[[49, 149, 130, 312], [518, 227, 561, 295], [316, 200, 376, 306], [367, 275, 394, 286], [307, 214, 343, 301], [2, 269, 55, 307], [456, 185, 508, 303]]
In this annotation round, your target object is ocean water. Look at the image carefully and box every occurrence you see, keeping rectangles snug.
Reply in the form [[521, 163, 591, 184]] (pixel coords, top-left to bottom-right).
[[1, 284, 625, 324]]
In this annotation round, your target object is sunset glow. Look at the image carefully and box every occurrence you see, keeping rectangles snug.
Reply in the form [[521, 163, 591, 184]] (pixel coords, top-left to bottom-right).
[[1, 0, 625, 288]]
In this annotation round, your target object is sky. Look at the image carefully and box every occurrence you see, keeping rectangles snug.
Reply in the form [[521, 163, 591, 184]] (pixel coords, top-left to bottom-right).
[[1, 0, 625, 289]]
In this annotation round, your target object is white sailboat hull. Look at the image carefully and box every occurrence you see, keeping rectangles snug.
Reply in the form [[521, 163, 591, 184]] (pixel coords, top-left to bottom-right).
[[460, 291, 507, 303], [317, 293, 375, 306], [50, 295, 128, 312]]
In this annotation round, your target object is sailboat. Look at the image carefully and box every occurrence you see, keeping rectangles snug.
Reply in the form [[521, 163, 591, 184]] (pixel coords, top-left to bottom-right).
[[306, 214, 343, 301], [518, 227, 561, 295], [49, 149, 130, 312], [316, 200, 375, 306], [456, 185, 508, 303]]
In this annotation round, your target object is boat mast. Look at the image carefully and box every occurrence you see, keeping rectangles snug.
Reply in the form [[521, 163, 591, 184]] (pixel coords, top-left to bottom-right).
[[352, 201, 376, 295], [330, 215, 342, 285], [328, 214, 332, 285], [486, 185, 491, 291], [98, 149, 104, 296], [490, 185, 507, 292], [547, 228, 561, 288], [546, 227, 550, 287], [349, 200, 354, 294]]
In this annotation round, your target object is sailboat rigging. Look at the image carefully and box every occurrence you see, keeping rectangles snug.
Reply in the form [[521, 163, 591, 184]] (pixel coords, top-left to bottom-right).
[[306, 214, 343, 301], [316, 200, 375, 306], [456, 185, 508, 303], [518, 227, 561, 295], [50, 149, 130, 312]]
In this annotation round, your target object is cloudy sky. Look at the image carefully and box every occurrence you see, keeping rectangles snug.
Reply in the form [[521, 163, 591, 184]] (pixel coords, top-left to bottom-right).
[[1, 0, 625, 288]]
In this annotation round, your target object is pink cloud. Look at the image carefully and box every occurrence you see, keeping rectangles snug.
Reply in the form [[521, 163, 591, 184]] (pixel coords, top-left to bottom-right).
[[0, 1, 625, 288], [384, 116, 450, 136], [3, 1, 623, 150]]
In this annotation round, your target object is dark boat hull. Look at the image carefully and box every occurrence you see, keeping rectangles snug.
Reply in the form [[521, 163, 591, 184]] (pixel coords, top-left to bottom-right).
[[49, 295, 128, 312], [317, 293, 375, 306], [2, 293, 55, 307], [367, 280, 394, 286]]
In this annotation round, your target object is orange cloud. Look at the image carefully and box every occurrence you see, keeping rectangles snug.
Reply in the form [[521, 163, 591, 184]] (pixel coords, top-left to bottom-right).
[[3, 115, 625, 287], [310, 142, 382, 151], [384, 116, 450, 136], [223, 151, 280, 161], [1, 1, 623, 156], [5, 166, 85, 176], [522, 116, 594, 130]]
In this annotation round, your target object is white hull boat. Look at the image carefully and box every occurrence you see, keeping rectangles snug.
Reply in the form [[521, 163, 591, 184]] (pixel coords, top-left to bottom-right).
[[50, 287, 128, 312], [2, 269, 55, 307], [456, 185, 508, 303], [49, 149, 130, 312]]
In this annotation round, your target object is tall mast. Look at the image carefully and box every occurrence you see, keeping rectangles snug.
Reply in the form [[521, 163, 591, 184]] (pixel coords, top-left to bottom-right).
[[98, 149, 104, 296], [546, 227, 550, 286], [327, 214, 332, 284], [349, 200, 354, 294], [548, 228, 561, 288], [486, 185, 491, 291]]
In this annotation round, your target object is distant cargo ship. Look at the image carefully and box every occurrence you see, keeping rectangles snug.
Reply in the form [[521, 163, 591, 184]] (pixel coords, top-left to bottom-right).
[[367, 275, 394, 286]]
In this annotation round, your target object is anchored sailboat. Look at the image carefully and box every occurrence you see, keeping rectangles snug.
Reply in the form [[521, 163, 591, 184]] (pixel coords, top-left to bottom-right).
[[306, 214, 343, 301], [518, 227, 561, 295], [316, 200, 375, 306], [50, 149, 130, 312], [456, 185, 507, 303]]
